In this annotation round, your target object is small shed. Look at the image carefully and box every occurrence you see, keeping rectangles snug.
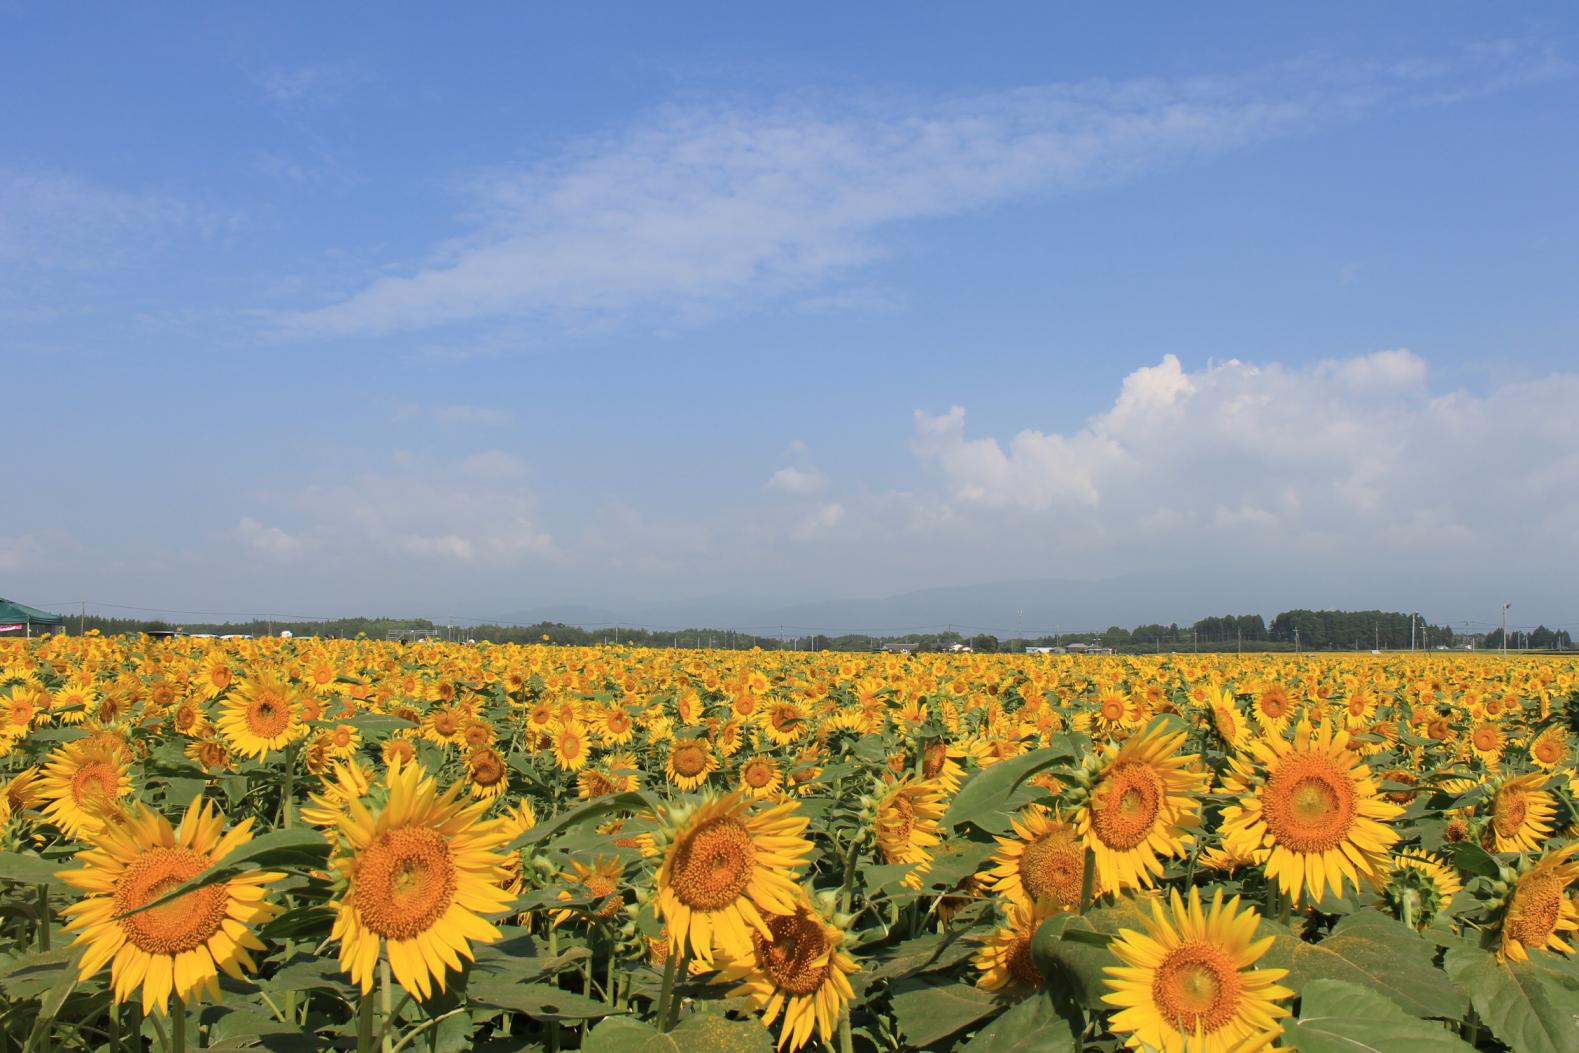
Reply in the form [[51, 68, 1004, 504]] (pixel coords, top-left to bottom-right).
[[0, 598, 66, 637]]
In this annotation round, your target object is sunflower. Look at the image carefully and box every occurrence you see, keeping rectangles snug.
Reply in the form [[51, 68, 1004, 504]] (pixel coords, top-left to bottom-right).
[[1529, 726, 1569, 771], [984, 804, 1092, 911], [1379, 849, 1462, 927], [739, 755, 784, 799], [1498, 842, 1579, 962], [217, 675, 306, 759], [552, 856, 626, 927], [184, 738, 232, 774], [974, 897, 1056, 994], [1075, 721, 1204, 894], [328, 760, 516, 999], [196, 651, 234, 700], [1482, 772, 1556, 854], [549, 721, 590, 772], [0, 765, 44, 824], [1251, 685, 1295, 735], [1103, 886, 1292, 1053], [873, 775, 946, 890], [712, 894, 858, 1051], [1469, 722, 1506, 765], [464, 747, 509, 800], [666, 738, 718, 791], [39, 740, 134, 839], [653, 791, 813, 964], [1219, 720, 1402, 904], [60, 798, 283, 1015]]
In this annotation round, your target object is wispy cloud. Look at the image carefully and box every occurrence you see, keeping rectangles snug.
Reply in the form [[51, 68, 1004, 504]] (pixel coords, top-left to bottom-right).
[[0, 167, 212, 271], [256, 62, 370, 107], [278, 43, 1562, 340]]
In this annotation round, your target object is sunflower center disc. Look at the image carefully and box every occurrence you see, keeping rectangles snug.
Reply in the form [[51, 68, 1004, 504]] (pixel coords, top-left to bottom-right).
[[1153, 943, 1242, 1033], [115, 847, 230, 955], [755, 910, 829, 995], [354, 827, 457, 940], [1090, 762, 1162, 851], [1493, 791, 1528, 838], [1020, 830, 1082, 904], [671, 744, 709, 777], [671, 816, 755, 911], [1506, 875, 1562, 947], [1262, 754, 1356, 853]]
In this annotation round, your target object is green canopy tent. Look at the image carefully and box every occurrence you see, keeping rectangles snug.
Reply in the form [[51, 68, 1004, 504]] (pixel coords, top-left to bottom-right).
[[0, 598, 65, 638]]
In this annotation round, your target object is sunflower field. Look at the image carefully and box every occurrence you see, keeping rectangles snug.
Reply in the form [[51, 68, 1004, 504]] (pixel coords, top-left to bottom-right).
[[2, 636, 1579, 1053]]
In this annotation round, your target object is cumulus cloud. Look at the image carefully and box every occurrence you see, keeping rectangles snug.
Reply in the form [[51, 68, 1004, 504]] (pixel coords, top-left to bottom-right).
[[766, 439, 829, 495], [235, 517, 307, 561], [911, 350, 1579, 569], [0, 534, 44, 574], [280, 45, 1553, 338]]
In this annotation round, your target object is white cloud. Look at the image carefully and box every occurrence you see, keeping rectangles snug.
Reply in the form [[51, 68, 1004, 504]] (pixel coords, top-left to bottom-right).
[[280, 46, 1553, 339], [911, 350, 1579, 570], [766, 439, 829, 494], [235, 517, 307, 560], [767, 466, 827, 496], [257, 63, 368, 106]]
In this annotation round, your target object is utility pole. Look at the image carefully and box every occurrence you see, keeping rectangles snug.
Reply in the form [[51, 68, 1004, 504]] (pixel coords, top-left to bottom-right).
[[1410, 614, 1416, 652], [1294, 627, 1300, 653], [1502, 603, 1510, 655]]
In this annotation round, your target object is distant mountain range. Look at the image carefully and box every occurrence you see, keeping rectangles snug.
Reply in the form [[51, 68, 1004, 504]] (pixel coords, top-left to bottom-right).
[[483, 569, 1562, 637]]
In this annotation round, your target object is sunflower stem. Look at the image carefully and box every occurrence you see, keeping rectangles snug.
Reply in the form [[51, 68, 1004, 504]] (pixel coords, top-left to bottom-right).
[[379, 958, 394, 1053], [656, 943, 689, 1033], [1078, 846, 1097, 913], [35, 885, 49, 951], [356, 986, 376, 1053], [279, 745, 297, 829], [171, 995, 187, 1053], [604, 930, 619, 1008]]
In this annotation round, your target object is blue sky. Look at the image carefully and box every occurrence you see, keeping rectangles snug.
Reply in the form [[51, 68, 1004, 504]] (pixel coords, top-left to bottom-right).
[[4, 4, 1578, 629]]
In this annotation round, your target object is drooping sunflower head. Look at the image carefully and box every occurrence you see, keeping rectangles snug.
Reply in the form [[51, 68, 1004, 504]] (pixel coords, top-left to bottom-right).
[[1103, 886, 1292, 1053], [713, 893, 859, 1051], [552, 856, 627, 927], [974, 896, 1056, 995], [872, 774, 946, 889], [1497, 842, 1579, 963], [1482, 771, 1556, 854], [1380, 849, 1463, 927]]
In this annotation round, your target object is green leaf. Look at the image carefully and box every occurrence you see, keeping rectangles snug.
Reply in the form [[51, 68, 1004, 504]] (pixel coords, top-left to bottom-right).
[[345, 712, 416, 736], [955, 992, 1078, 1052], [865, 929, 981, 983], [0, 851, 72, 889], [915, 837, 999, 893], [888, 977, 1001, 1048], [1028, 912, 1121, 1008], [259, 953, 355, 996], [1259, 910, 1467, 1020], [507, 791, 652, 851], [1449, 841, 1501, 880], [0, 947, 77, 1000], [466, 979, 622, 1020], [1283, 979, 1476, 1052], [1444, 944, 1579, 1053], [18, 948, 82, 1053], [942, 740, 1071, 835], [583, 1012, 773, 1053]]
